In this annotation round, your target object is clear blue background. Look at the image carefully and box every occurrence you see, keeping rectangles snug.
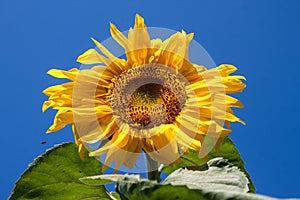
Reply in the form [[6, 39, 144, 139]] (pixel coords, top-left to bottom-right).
[[1, 0, 300, 199]]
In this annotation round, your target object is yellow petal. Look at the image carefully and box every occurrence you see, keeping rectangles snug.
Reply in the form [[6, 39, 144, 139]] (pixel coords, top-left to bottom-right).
[[110, 23, 130, 50], [226, 95, 244, 108], [158, 32, 192, 70], [80, 118, 117, 143], [134, 14, 146, 29], [47, 68, 78, 80], [47, 110, 73, 133], [72, 125, 85, 160], [43, 82, 74, 97], [102, 135, 141, 172], [42, 101, 53, 112], [150, 38, 162, 49], [89, 131, 129, 156], [146, 138, 179, 165], [77, 49, 110, 65], [91, 37, 116, 61], [217, 64, 237, 76], [78, 143, 85, 160], [222, 76, 246, 93]]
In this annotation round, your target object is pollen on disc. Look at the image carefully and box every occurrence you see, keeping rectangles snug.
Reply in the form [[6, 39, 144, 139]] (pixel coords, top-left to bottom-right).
[[111, 64, 187, 129]]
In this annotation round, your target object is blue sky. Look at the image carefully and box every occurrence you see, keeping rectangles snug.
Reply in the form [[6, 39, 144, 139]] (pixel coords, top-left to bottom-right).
[[1, 0, 300, 199]]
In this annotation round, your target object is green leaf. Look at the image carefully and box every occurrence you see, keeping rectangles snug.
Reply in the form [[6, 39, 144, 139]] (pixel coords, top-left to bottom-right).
[[80, 174, 122, 186], [9, 143, 111, 200], [109, 192, 121, 200], [115, 159, 275, 200], [162, 137, 255, 192], [118, 181, 206, 200]]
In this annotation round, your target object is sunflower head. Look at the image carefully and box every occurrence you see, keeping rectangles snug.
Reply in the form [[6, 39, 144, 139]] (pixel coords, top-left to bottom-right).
[[43, 14, 246, 172]]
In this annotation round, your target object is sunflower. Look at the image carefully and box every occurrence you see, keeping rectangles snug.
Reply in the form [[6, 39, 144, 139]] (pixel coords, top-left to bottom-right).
[[43, 14, 246, 172]]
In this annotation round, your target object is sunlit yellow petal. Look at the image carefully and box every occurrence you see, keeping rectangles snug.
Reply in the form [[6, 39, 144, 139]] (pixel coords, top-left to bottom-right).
[[47, 68, 78, 80], [47, 110, 73, 133], [91, 37, 116, 61], [77, 49, 110, 65], [110, 23, 130, 50], [217, 64, 237, 76]]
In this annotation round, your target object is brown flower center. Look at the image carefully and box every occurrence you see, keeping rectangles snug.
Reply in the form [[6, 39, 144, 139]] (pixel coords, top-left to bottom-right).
[[111, 64, 187, 129]]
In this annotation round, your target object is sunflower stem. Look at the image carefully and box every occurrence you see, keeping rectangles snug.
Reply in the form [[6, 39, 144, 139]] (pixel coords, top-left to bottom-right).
[[146, 154, 161, 182]]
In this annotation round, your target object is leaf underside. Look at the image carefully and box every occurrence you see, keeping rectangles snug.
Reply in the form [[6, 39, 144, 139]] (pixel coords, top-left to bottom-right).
[[162, 137, 256, 193], [116, 159, 272, 200]]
